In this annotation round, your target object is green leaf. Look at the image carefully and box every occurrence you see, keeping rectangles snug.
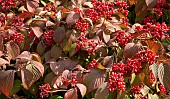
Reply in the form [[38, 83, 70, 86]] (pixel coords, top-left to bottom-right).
[[69, 43, 77, 57], [50, 95, 63, 99], [10, 80, 22, 96]]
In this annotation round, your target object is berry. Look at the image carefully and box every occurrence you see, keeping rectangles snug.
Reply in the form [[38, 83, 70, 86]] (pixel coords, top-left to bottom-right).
[[88, 59, 97, 69], [136, 49, 156, 65], [127, 58, 142, 75], [158, 84, 167, 94], [150, 71, 156, 84], [75, 19, 89, 33], [11, 17, 24, 27], [116, 30, 132, 46], [39, 83, 51, 98], [85, 9, 99, 22], [44, 30, 55, 46], [11, 32, 25, 44]]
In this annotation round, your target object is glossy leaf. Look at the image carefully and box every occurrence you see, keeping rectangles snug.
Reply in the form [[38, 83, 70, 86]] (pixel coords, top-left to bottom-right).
[[66, 12, 80, 26], [76, 83, 87, 97], [31, 26, 43, 38], [0, 58, 9, 66], [26, 0, 39, 12], [6, 42, 20, 60]]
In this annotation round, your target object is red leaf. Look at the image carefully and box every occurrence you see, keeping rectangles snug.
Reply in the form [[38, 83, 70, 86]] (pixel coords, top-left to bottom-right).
[[66, 12, 80, 26], [51, 45, 62, 60], [18, 12, 34, 19], [26, 0, 39, 12], [64, 88, 78, 99], [6, 42, 20, 60], [53, 27, 65, 43], [94, 82, 109, 99], [0, 70, 15, 97], [82, 69, 106, 93], [50, 58, 79, 75], [31, 27, 43, 38], [76, 83, 87, 97]]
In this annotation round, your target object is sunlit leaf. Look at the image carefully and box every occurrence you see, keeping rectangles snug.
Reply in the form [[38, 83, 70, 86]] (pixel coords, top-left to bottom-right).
[[6, 42, 20, 60], [64, 88, 77, 99], [76, 83, 87, 97]]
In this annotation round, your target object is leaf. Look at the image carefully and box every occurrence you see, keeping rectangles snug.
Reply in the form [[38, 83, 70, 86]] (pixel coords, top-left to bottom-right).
[[0, 58, 9, 66], [0, 70, 15, 97], [123, 43, 141, 59], [94, 82, 109, 99], [23, 36, 35, 51], [16, 51, 32, 61], [140, 85, 150, 96], [69, 43, 77, 57], [82, 68, 106, 93], [76, 83, 87, 97], [18, 12, 34, 19], [103, 32, 110, 43], [29, 83, 38, 95], [44, 72, 56, 84], [6, 42, 20, 60], [102, 56, 113, 68], [53, 27, 65, 43], [0, 36, 4, 51], [158, 63, 170, 90], [21, 61, 44, 89], [148, 93, 159, 99], [50, 58, 79, 75], [51, 45, 62, 60], [31, 27, 43, 38], [145, 0, 158, 8], [96, 63, 106, 70], [37, 41, 46, 56], [130, 73, 142, 86], [45, 51, 53, 62], [10, 79, 22, 96], [64, 88, 77, 99], [31, 53, 42, 63], [26, 0, 39, 12], [83, 2, 93, 8], [66, 12, 80, 26], [149, 63, 158, 80]]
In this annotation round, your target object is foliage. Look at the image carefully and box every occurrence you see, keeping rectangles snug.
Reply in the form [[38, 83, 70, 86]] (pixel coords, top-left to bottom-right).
[[0, 0, 170, 99]]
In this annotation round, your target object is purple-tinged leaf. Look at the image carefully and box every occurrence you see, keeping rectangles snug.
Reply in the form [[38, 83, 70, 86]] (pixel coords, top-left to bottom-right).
[[50, 58, 79, 75], [0, 70, 15, 97], [145, 0, 158, 8], [51, 45, 62, 60], [37, 41, 46, 56], [64, 88, 78, 99], [82, 68, 106, 93], [76, 83, 87, 97], [44, 72, 56, 84], [23, 36, 35, 51], [94, 82, 109, 99], [32, 60, 44, 76], [16, 51, 32, 61], [53, 27, 65, 43], [102, 56, 113, 68], [6, 42, 20, 60], [26, 0, 39, 12], [0, 36, 4, 51], [31, 26, 43, 38], [66, 12, 80, 26]]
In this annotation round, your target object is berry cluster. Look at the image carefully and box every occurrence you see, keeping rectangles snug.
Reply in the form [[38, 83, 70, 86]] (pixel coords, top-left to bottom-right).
[[108, 72, 125, 91], [87, 40, 101, 55], [144, 22, 169, 39], [74, 7, 84, 16], [115, 1, 129, 17], [127, 58, 142, 75], [39, 83, 51, 98], [11, 32, 25, 44], [11, 17, 24, 27], [75, 19, 89, 33], [44, 30, 55, 46], [43, 3, 57, 13], [152, 0, 167, 16], [88, 59, 97, 69], [91, 0, 115, 18], [150, 71, 156, 84], [0, 16, 7, 27], [142, 15, 156, 24], [158, 84, 167, 94], [62, 73, 77, 87], [0, 0, 16, 11], [136, 49, 155, 65], [132, 84, 143, 94], [116, 30, 132, 46], [85, 9, 99, 22]]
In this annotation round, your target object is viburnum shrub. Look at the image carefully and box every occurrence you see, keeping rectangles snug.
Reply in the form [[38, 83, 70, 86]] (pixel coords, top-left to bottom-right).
[[1, 0, 170, 99]]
